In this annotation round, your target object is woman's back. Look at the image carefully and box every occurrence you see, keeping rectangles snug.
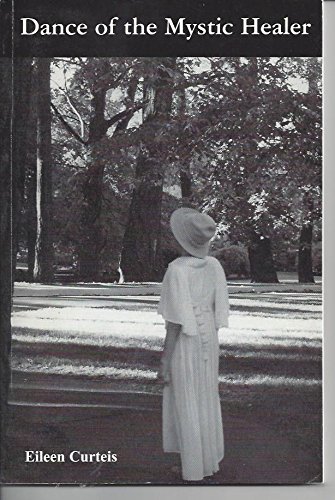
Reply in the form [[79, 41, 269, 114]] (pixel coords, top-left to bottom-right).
[[164, 255, 229, 332], [173, 255, 217, 301], [157, 207, 229, 481], [159, 255, 229, 481]]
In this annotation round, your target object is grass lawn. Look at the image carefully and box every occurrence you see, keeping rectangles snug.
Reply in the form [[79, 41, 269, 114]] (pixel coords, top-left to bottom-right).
[[11, 293, 321, 386], [6, 293, 322, 484]]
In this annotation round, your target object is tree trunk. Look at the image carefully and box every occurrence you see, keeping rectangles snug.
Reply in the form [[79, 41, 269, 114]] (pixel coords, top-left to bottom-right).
[[12, 58, 34, 262], [120, 58, 176, 282], [121, 154, 164, 282], [26, 63, 38, 281], [296, 73, 318, 285], [78, 88, 108, 282], [78, 68, 138, 281], [248, 231, 278, 283], [175, 63, 193, 206], [78, 155, 106, 281], [77, 81, 108, 281], [180, 166, 192, 202], [298, 222, 315, 283], [33, 58, 54, 283], [26, 162, 37, 280]]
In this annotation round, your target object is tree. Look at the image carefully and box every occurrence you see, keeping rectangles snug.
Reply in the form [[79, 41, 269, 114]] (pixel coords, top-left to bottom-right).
[[175, 60, 193, 205], [179, 58, 283, 281], [51, 58, 141, 281], [120, 58, 177, 281], [185, 57, 321, 282], [29, 58, 54, 282], [295, 59, 321, 282], [263, 58, 321, 282], [298, 193, 315, 282], [29, 56, 321, 284]]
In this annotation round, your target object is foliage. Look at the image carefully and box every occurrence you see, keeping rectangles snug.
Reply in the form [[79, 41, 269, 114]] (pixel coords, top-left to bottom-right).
[[212, 245, 250, 278], [184, 58, 321, 254], [19, 56, 322, 279]]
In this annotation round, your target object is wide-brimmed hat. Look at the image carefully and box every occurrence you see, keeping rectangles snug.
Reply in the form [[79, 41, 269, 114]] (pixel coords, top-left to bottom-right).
[[170, 207, 216, 258]]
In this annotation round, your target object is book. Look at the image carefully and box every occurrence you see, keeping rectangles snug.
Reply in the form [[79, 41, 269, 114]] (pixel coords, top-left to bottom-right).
[[0, 0, 322, 486]]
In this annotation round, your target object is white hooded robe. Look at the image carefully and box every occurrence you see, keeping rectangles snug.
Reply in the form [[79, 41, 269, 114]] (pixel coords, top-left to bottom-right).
[[158, 255, 229, 481]]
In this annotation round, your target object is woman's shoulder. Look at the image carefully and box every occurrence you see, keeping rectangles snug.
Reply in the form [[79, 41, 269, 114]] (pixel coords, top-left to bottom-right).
[[167, 257, 184, 269], [163, 258, 184, 279], [206, 256, 227, 275], [206, 255, 222, 267], [162, 258, 189, 288]]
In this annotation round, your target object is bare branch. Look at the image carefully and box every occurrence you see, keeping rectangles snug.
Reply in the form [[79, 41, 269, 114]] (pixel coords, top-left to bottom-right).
[[52, 76, 86, 139], [51, 102, 87, 146], [94, 62, 135, 93], [53, 58, 83, 67], [63, 72, 86, 139], [106, 102, 143, 128]]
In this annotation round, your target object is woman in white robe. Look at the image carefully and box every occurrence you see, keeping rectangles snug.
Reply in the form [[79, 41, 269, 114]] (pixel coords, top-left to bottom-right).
[[157, 208, 229, 481]]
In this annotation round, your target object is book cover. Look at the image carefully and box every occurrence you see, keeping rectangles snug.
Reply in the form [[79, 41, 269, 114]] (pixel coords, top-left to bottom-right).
[[0, 0, 322, 486]]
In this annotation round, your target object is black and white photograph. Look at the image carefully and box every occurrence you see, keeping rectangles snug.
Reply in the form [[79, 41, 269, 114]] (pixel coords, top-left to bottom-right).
[[1, 53, 322, 485]]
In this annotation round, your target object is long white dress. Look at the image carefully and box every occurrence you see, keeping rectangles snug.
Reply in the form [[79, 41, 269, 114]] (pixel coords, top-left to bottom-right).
[[158, 255, 229, 481]]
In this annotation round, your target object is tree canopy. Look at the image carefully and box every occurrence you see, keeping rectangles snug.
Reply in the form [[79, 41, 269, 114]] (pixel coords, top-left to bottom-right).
[[18, 56, 322, 283]]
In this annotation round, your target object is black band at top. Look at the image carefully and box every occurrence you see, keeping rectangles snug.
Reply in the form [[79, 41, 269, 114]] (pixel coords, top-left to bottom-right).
[[5, 0, 322, 57]]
